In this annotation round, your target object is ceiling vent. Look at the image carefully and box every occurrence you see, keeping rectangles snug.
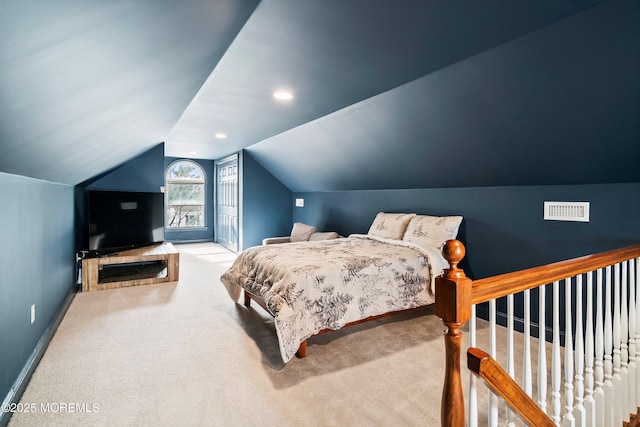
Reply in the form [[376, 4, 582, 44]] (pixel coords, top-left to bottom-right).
[[544, 201, 590, 222]]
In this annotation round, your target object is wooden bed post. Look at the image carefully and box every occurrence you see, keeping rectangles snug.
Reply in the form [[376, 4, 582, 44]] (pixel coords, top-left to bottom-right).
[[435, 240, 472, 427]]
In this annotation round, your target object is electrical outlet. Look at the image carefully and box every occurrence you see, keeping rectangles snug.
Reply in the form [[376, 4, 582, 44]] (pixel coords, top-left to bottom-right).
[[30, 304, 36, 324]]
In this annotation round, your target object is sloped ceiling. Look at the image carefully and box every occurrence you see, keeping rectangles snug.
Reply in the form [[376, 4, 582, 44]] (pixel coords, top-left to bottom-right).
[[0, 0, 259, 185], [248, 0, 640, 191], [1, 0, 638, 190]]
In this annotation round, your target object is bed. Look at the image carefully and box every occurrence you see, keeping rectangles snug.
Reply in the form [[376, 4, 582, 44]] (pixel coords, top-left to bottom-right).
[[220, 212, 463, 362]]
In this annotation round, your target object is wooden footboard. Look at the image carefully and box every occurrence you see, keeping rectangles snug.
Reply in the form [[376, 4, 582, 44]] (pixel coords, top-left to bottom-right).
[[243, 289, 271, 313], [242, 289, 424, 359]]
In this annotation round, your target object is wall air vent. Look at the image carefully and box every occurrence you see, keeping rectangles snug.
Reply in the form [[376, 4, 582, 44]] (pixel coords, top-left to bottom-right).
[[544, 201, 590, 222]]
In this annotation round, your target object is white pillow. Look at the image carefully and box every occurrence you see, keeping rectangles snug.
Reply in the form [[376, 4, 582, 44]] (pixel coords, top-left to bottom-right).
[[403, 215, 463, 249], [367, 212, 416, 240], [290, 222, 316, 242]]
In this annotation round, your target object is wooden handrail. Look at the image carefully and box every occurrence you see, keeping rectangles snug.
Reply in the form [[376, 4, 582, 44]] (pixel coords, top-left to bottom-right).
[[471, 244, 640, 305], [467, 348, 555, 427]]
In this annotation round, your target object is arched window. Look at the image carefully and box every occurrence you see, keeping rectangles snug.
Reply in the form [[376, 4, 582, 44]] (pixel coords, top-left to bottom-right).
[[165, 160, 206, 228]]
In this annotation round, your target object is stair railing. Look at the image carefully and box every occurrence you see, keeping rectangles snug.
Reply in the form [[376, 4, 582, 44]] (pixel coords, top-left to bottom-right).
[[435, 240, 640, 426]]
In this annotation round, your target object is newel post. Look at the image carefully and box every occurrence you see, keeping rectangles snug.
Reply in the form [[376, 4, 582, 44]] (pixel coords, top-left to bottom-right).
[[435, 239, 472, 427]]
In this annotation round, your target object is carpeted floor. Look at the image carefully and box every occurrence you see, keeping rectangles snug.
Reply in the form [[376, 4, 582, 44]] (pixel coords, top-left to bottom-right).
[[8, 242, 504, 427]]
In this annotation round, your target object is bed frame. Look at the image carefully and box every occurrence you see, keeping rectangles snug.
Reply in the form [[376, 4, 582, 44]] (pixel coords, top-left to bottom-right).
[[243, 289, 423, 358]]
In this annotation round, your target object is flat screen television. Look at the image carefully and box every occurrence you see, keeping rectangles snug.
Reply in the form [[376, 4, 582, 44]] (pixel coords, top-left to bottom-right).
[[87, 190, 165, 254]]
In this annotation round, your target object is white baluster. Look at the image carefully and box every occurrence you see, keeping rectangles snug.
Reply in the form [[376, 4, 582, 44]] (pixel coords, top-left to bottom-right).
[[613, 263, 623, 427], [630, 259, 639, 413], [506, 294, 515, 427], [489, 298, 498, 427], [594, 268, 605, 427], [621, 260, 630, 422], [563, 277, 575, 427], [538, 284, 548, 415], [627, 259, 638, 414], [574, 274, 586, 427], [604, 265, 614, 427], [523, 290, 532, 396], [584, 271, 596, 426], [552, 280, 562, 424], [468, 304, 478, 427], [636, 258, 640, 411]]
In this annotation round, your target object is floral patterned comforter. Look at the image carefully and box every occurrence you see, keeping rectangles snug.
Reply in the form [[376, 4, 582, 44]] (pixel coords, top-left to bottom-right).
[[220, 234, 449, 362]]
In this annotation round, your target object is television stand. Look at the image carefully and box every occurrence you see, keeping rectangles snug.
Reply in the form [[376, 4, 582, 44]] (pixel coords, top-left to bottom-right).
[[82, 243, 179, 292]]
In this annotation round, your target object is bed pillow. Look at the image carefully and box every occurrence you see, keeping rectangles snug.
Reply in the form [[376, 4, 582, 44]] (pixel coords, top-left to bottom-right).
[[403, 215, 463, 249], [367, 212, 416, 240], [309, 231, 339, 241], [290, 222, 316, 242]]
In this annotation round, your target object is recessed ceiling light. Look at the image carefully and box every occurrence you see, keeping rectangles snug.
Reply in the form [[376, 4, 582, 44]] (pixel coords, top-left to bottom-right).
[[189, 151, 198, 155], [273, 90, 294, 101], [215, 133, 227, 139]]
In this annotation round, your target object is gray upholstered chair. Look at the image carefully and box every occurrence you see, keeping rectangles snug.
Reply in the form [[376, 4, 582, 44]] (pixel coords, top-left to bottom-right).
[[262, 222, 340, 245]]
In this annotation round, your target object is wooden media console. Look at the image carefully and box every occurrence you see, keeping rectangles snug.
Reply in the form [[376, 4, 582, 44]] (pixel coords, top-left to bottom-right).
[[81, 243, 179, 292]]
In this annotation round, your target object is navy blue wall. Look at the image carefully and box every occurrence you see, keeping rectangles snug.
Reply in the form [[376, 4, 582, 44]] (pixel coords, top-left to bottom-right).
[[293, 183, 640, 280], [240, 151, 292, 250], [164, 157, 214, 243], [87, 144, 165, 193], [0, 172, 75, 414]]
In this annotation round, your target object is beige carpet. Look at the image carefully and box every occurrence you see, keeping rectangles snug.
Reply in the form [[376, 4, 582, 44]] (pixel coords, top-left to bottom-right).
[[9, 243, 507, 427]]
